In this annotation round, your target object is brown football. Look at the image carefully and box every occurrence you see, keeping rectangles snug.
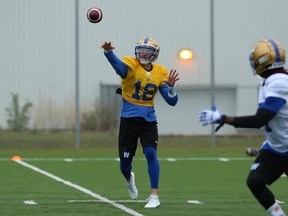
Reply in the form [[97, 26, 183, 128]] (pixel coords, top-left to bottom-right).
[[87, 7, 103, 23], [246, 147, 258, 156]]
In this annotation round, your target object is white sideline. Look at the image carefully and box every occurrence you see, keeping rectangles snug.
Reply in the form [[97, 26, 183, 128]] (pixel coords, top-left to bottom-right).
[[0, 157, 254, 161], [13, 159, 144, 216]]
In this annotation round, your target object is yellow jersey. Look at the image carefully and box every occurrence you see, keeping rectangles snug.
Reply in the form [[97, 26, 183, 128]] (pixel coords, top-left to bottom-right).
[[121, 56, 168, 106]]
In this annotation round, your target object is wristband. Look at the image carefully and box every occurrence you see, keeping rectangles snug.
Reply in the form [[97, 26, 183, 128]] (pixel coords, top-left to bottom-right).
[[104, 50, 112, 54], [168, 86, 177, 97], [215, 115, 226, 132]]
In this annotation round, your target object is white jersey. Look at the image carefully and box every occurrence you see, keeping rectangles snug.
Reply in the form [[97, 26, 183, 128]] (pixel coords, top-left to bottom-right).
[[258, 73, 288, 154]]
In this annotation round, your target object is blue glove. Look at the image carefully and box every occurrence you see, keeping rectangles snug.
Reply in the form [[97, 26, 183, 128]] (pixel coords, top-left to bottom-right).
[[198, 106, 222, 126]]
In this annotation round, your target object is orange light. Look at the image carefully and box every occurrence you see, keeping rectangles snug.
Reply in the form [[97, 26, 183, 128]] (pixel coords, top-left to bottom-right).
[[179, 49, 193, 60]]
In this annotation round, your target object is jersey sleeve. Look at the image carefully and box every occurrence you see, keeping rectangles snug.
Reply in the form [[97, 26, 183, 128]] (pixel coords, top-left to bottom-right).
[[159, 84, 178, 106], [260, 75, 288, 114], [259, 97, 286, 113]]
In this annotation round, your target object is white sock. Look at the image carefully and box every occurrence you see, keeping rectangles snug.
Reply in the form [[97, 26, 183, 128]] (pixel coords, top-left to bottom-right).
[[148, 194, 158, 200], [267, 202, 286, 216]]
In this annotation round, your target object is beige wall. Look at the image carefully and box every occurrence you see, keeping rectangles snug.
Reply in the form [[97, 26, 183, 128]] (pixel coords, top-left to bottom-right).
[[1, 0, 288, 134]]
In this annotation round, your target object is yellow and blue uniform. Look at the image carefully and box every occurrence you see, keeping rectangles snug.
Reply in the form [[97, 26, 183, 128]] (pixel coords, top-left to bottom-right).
[[104, 51, 178, 122], [104, 48, 178, 195]]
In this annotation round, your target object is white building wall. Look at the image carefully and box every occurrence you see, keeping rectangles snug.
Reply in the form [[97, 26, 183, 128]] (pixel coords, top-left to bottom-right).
[[1, 0, 288, 134]]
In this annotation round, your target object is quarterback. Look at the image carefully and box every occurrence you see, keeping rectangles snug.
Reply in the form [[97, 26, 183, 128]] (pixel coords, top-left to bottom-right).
[[101, 37, 179, 208], [199, 38, 288, 216]]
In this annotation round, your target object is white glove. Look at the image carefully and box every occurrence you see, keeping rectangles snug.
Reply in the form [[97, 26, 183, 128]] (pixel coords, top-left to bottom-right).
[[198, 106, 222, 126]]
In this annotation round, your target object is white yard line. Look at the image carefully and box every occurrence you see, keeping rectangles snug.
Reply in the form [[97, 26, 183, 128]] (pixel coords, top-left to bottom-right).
[[68, 199, 147, 203], [218, 158, 230, 162], [23, 200, 38, 205], [187, 200, 204, 204], [13, 159, 144, 216]]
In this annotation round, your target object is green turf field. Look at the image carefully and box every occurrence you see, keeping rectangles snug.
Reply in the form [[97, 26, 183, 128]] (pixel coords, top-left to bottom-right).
[[0, 131, 287, 215]]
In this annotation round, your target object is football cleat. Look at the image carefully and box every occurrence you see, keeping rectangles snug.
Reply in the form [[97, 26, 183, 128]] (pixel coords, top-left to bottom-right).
[[135, 37, 160, 64], [249, 38, 285, 76], [144, 194, 160, 208], [126, 172, 138, 199]]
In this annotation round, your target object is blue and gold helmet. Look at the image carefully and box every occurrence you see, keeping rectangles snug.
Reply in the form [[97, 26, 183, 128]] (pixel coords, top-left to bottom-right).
[[135, 37, 160, 64], [249, 38, 285, 75]]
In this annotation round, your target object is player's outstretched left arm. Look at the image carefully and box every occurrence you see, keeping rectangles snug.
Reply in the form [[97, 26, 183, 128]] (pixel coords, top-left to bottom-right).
[[198, 105, 277, 132], [198, 106, 226, 132]]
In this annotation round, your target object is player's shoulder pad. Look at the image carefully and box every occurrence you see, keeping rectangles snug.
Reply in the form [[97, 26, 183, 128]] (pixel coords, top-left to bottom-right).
[[122, 56, 138, 70], [266, 73, 288, 95], [153, 63, 168, 75]]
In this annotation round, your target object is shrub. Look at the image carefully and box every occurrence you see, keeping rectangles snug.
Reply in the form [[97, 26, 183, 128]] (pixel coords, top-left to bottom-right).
[[6, 93, 33, 131], [81, 105, 118, 131]]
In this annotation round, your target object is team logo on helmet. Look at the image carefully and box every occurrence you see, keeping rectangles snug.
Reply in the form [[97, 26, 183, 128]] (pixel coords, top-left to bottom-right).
[[249, 38, 285, 76], [135, 37, 160, 65]]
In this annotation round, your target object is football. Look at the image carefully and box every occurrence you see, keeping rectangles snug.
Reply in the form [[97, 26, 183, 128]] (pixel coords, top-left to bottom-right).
[[246, 147, 258, 156], [87, 7, 103, 23]]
